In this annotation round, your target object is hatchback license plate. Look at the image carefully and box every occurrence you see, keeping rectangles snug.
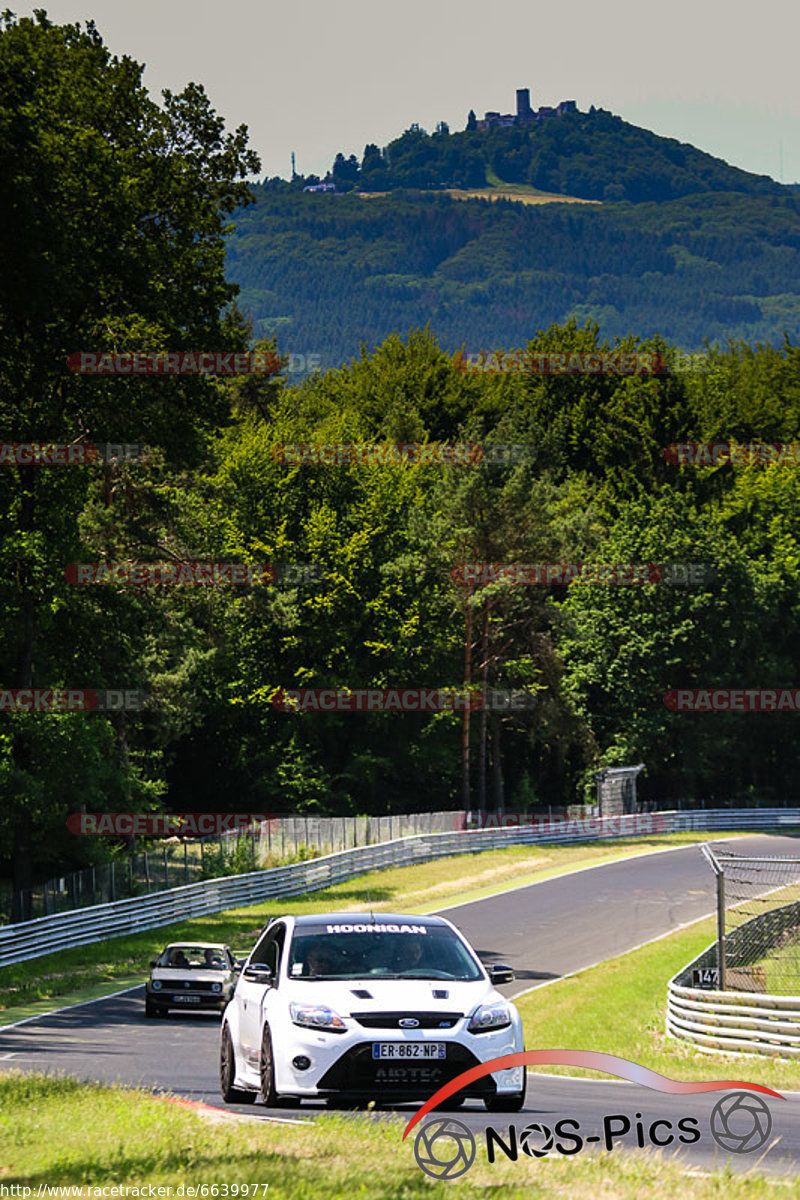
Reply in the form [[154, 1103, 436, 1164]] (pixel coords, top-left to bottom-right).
[[372, 1042, 446, 1059], [173, 994, 202, 1003]]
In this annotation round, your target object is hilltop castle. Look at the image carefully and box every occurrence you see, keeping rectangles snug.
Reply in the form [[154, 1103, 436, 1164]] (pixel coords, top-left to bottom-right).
[[474, 88, 577, 131]]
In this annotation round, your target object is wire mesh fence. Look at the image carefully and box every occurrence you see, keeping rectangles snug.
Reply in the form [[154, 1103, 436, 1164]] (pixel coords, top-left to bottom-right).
[[0, 845, 211, 923], [707, 848, 800, 995], [0, 811, 463, 924]]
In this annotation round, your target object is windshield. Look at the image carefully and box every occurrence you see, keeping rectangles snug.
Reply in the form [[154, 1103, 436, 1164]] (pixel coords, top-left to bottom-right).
[[287, 923, 483, 981], [158, 945, 229, 970]]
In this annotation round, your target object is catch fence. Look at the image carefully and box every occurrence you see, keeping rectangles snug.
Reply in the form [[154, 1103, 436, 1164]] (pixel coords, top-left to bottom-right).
[[0, 810, 462, 924], [668, 843, 800, 1059]]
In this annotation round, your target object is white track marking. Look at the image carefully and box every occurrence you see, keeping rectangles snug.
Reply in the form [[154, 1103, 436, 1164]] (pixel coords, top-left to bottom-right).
[[0, 984, 143, 1031]]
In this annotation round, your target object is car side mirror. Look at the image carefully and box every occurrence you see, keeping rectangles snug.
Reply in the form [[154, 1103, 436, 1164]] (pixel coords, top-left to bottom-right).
[[149, 960, 157, 968], [489, 963, 515, 985], [243, 963, 274, 984]]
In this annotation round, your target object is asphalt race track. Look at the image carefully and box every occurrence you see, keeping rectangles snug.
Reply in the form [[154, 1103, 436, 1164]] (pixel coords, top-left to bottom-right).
[[3, 834, 799, 1175]]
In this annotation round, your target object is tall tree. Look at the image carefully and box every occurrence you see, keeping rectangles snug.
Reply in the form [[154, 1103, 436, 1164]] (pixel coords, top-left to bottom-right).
[[0, 12, 258, 911]]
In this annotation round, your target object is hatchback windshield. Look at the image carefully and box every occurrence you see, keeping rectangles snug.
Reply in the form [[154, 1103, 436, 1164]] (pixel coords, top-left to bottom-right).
[[287, 923, 483, 981], [158, 945, 229, 970]]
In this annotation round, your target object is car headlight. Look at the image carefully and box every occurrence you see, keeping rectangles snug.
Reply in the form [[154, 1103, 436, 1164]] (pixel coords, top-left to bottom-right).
[[151, 980, 162, 991], [289, 1002, 347, 1033], [467, 1002, 511, 1033], [211, 982, 222, 993]]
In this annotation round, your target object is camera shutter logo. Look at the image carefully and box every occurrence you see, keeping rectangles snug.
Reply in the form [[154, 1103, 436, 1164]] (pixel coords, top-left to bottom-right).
[[710, 1092, 772, 1153], [520, 1122, 555, 1157], [413, 1118, 476, 1180]]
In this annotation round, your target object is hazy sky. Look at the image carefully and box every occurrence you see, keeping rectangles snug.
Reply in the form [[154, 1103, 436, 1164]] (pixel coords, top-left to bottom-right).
[[18, 0, 800, 183]]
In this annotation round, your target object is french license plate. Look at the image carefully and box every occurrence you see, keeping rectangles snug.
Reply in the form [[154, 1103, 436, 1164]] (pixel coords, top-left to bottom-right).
[[173, 994, 202, 1003], [372, 1042, 446, 1060]]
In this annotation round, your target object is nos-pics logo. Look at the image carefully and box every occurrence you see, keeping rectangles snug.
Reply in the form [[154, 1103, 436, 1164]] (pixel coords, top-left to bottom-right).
[[414, 1118, 476, 1181], [404, 1051, 782, 1180]]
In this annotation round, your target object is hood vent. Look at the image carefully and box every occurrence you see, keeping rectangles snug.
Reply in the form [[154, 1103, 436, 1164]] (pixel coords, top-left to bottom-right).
[[351, 988, 373, 999], [432, 989, 449, 999]]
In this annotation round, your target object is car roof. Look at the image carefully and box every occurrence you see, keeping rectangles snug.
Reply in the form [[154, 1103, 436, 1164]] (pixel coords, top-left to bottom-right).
[[161, 942, 228, 950], [289, 913, 449, 928]]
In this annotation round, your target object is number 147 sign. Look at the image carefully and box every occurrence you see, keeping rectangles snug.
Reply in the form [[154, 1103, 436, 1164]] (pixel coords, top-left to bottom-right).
[[692, 967, 719, 988]]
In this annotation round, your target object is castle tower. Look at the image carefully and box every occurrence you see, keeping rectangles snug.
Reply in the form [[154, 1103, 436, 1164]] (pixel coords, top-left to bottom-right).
[[516, 88, 532, 118]]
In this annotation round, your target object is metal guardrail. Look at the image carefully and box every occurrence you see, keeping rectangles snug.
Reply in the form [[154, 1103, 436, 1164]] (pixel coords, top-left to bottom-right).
[[1, 808, 798, 969], [668, 968, 800, 1059]]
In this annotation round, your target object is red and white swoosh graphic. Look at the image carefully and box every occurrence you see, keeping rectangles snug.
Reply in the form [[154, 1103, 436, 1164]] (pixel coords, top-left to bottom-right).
[[402, 1049, 785, 1139]]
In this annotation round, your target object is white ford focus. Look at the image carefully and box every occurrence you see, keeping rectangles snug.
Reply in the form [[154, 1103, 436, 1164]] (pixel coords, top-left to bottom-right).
[[219, 912, 526, 1111]]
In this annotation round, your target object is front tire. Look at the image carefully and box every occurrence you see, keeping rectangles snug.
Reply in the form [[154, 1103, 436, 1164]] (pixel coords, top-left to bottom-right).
[[484, 1089, 526, 1113], [258, 1026, 300, 1107], [259, 1025, 279, 1105], [220, 1024, 256, 1104], [145, 998, 162, 1018]]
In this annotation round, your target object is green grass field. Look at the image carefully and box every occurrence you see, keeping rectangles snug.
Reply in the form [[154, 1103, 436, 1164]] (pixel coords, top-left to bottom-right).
[[0, 1072, 787, 1199], [0, 831, 737, 1021]]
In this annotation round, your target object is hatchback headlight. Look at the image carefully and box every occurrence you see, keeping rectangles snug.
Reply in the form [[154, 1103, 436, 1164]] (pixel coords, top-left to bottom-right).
[[289, 1002, 346, 1033], [151, 980, 162, 991], [211, 982, 222, 993], [467, 1002, 511, 1033]]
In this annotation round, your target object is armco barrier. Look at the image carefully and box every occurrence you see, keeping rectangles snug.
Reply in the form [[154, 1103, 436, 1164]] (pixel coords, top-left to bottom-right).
[[667, 977, 800, 1059], [1, 808, 798, 968], [667, 891, 800, 1059], [671, 964, 800, 1060]]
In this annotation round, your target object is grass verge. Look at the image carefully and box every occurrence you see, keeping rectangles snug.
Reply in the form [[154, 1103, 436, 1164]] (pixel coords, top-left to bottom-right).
[[517, 918, 800, 1093], [0, 1072, 788, 1198], [0, 832, 746, 1020], [0, 832, 739, 1020]]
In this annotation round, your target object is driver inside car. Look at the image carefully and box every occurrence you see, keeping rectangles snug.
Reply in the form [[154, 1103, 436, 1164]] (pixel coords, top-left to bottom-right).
[[392, 936, 425, 974], [304, 942, 337, 977]]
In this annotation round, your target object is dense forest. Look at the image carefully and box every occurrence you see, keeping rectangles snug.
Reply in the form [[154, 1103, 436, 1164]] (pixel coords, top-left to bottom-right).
[[3, 13, 800, 894], [228, 188, 800, 361]]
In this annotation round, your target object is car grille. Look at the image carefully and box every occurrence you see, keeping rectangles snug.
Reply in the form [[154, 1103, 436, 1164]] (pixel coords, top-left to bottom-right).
[[161, 980, 221, 992], [350, 1011, 462, 1029], [317, 1043, 494, 1097]]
